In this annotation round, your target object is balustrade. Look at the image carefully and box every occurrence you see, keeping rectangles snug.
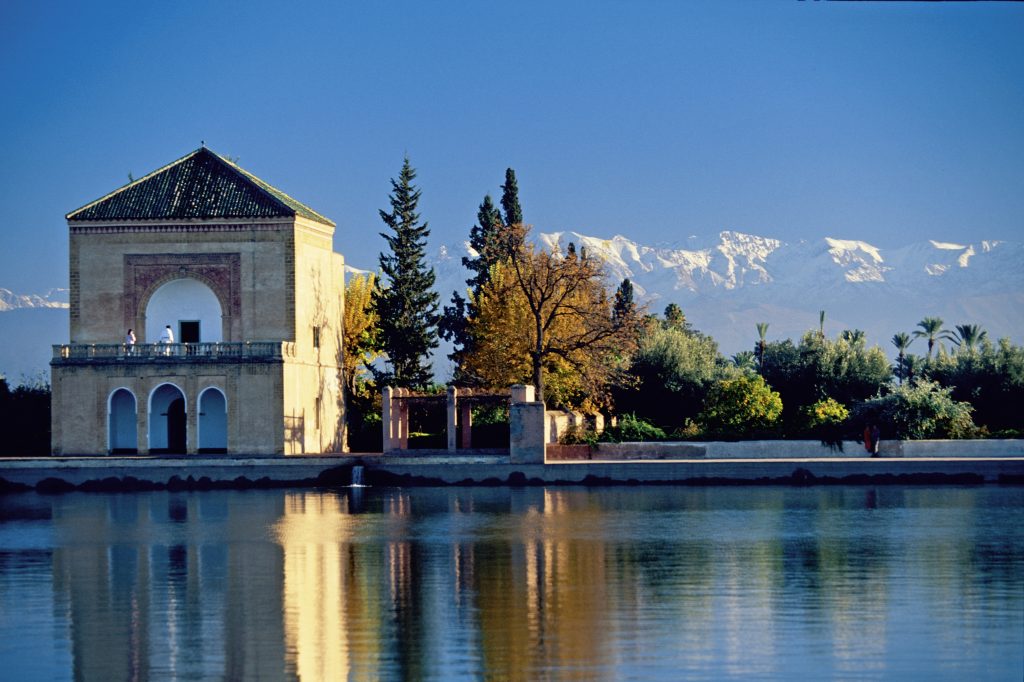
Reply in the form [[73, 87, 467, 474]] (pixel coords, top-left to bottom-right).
[[52, 341, 296, 363]]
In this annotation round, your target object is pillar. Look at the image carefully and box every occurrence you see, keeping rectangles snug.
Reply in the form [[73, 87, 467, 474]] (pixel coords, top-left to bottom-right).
[[382, 386, 395, 452], [447, 386, 458, 451], [460, 401, 473, 449], [510, 384, 545, 464], [397, 388, 409, 450]]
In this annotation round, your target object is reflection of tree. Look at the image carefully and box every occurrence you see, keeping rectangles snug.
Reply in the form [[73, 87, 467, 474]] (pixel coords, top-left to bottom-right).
[[275, 492, 383, 680], [27, 485, 1024, 680], [470, 489, 618, 679]]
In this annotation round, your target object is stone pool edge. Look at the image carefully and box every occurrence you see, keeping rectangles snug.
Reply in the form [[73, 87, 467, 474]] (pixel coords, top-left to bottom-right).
[[2, 451, 1023, 492]]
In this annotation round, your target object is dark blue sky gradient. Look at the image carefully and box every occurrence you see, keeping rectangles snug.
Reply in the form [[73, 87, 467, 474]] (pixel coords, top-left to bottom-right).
[[1, 1, 1022, 291]]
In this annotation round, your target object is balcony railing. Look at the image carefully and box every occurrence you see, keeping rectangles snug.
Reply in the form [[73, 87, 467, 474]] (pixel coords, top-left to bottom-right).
[[52, 342, 296, 363]]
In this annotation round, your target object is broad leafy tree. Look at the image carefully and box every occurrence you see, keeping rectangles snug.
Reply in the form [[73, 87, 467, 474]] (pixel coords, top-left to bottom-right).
[[614, 324, 724, 429], [372, 157, 439, 389], [342, 273, 380, 398], [759, 331, 890, 433], [699, 375, 783, 437], [463, 223, 642, 408]]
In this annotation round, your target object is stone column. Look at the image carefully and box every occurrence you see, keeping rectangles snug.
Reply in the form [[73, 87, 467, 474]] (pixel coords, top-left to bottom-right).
[[137, 387, 149, 455], [511, 384, 535, 404], [447, 386, 458, 451], [397, 388, 409, 450], [382, 386, 394, 452], [510, 384, 545, 464], [460, 400, 473, 449]]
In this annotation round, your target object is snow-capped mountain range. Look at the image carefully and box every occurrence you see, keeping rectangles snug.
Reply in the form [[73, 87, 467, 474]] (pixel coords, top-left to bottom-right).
[[429, 231, 1023, 366], [2, 232, 1021, 383], [0, 288, 68, 312]]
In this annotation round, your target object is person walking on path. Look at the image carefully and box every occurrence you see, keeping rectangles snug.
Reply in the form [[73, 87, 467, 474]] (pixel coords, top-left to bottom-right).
[[863, 424, 873, 455], [125, 329, 136, 355], [870, 424, 881, 457]]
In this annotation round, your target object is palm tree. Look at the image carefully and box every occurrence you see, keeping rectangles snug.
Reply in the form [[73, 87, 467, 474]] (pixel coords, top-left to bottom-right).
[[732, 350, 757, 373], [952, 323, 987, 356], [891, 332, 913, 384], [913, 317, 953, 364], [841, 329, 866, 347], [755, 322, 769, 372], [902, 354, 921, 384]]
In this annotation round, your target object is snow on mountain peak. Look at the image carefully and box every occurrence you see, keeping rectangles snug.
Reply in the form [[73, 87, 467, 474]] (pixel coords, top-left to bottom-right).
[[823, 238, 888, 283], [930, 240, 967, 250], [0, 288, 69, 312]]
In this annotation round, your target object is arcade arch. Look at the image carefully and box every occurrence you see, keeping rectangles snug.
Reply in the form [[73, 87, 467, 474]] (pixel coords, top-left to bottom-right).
[[149, 383, 187, 454], [108, 388, 137, 454], [198, 387, 228, 453]]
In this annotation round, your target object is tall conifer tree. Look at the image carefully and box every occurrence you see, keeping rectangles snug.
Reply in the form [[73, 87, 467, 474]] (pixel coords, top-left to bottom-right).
[[613, 279, 636, 323], [442, 172, 523, 383], [372, 157, 439, 389], [464, 195, 506, 292], [501, 168, 523, 226]]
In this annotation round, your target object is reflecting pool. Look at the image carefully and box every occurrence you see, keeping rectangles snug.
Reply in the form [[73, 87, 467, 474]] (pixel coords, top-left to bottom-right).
[[0, 485, 1021, 680]]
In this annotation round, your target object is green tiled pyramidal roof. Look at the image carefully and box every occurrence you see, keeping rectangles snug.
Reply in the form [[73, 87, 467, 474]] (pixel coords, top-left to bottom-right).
[[67, 147, 334, 226]]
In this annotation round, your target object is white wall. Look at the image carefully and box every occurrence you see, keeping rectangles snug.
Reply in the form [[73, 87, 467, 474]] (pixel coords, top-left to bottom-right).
[[145, 278, 222, 343]]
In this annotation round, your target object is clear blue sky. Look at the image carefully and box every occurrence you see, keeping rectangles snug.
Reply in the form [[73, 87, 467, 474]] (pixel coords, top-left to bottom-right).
[[1, 1, 1022, 292]]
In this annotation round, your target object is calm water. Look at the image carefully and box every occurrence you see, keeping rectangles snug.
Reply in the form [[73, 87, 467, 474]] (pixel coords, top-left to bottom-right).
[[0, 485, 1021, 681]]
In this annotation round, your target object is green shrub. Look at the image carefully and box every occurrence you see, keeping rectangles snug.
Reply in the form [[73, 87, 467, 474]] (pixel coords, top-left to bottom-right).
[[559, 424, 599, 446], [805, 397, 849, 429], [699, 375, 783, 437], [560, 414, 668, 444], [601, 413, 667, 443], [851, 379, 977, 440]]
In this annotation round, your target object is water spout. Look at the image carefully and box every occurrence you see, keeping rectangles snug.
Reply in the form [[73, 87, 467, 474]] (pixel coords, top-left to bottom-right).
[[351, 465, 365, 487]]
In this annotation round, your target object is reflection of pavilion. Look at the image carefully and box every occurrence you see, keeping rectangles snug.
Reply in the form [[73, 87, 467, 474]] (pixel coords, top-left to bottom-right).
[[51, 148, 346, 455], [50, 492, 288, 680]]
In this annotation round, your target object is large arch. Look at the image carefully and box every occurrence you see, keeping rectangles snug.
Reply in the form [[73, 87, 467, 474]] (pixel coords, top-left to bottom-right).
[[108, 388, 138, 454], [198, 387, 228, 454], [144, 278, 223, 344], [149, 383, 187, 454]]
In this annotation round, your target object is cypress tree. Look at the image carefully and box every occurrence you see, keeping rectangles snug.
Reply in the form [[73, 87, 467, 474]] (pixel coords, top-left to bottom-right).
[[463, 194, 506, 293], [500, 168, 523, 226], [372, 157, 439, 389], [440, 195, 506, 371], [613, 278, 636, 323]]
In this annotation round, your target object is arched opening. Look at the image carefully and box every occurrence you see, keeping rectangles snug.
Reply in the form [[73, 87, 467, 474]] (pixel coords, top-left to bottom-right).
[[108, 388, 137, 454], [198, 387, 228, 454], [144, 278, 223, 344], [150, 384, 187, 454]]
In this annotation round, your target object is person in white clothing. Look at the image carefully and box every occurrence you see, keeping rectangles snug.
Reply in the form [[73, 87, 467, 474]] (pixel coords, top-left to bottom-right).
[[125, 329, 136, 355], [160, 325, 174, 355]]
